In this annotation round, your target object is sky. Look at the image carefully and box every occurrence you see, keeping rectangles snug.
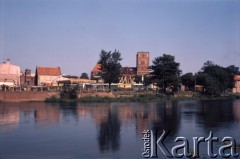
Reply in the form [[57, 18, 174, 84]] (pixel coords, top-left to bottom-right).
[[0, 0, 239, 76]]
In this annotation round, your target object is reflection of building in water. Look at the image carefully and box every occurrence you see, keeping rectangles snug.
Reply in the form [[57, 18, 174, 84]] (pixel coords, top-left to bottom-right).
[[76, 106, 89, 117], [77, 102, 180, 137], [34, 105, 60, 125], [115, 104, 134, 125], [91, 104, 110, 125], [0, 105, 20, 131], [134, 103, 159, 135]]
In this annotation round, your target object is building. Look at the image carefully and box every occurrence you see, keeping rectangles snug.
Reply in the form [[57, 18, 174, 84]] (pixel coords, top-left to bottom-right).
[[90, 51, 150, 88], [20, 69, 35, 86], [232, 75, 240, 93], [91, 64, 102, 82], [136, 52, 150, 76], [35, 66, 61, 86], [0, 59, 21, 86]]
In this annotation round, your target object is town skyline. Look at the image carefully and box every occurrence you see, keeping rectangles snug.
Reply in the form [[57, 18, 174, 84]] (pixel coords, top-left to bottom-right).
[[0, 0, 239, 75]]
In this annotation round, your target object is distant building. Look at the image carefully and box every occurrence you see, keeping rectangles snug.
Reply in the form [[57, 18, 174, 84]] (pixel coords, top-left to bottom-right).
[[20, 69, 35, 86], [35, 66, 61, 86], [0, 59, 21, 86], [91, 51, 150, 84], [136, 52, 150, 76], [232, 75, 240, 93], [91, 64, 102, 82]]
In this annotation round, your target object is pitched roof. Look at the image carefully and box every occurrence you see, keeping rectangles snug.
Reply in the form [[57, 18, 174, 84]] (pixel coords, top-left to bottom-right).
[[91, 64, 101, 73], [36, 67, 61, 76]]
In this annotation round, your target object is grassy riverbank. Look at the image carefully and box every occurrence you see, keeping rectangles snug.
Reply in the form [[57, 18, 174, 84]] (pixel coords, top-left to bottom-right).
[[45, 93, 240, 103]]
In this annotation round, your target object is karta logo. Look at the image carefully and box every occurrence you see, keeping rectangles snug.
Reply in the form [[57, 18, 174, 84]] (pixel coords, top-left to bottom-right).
[[142, 130, 239, 158]]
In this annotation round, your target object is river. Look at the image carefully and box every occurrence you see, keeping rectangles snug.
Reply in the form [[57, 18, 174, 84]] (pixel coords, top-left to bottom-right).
[[0, 99, 240, 158]]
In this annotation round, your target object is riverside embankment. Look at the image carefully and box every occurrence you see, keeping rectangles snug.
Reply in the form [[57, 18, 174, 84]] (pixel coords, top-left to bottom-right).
[[0, 91, 60, 102], [0, 91, 115, 102], [1, 91, 239, 102]]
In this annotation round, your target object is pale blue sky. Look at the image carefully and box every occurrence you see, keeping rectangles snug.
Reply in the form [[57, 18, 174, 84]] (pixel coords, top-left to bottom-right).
[[0, 0, 239, 76]]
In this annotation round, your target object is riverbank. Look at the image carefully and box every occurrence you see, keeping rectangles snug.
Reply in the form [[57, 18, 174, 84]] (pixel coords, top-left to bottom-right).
[[0, 91, 59, 102], [45, 93, 240, 103], [0, 91, 239, 103]]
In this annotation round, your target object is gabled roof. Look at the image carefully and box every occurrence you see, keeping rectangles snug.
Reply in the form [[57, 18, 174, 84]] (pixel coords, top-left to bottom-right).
[[36, 67, 61, 76], [91, 64, 101, 73]]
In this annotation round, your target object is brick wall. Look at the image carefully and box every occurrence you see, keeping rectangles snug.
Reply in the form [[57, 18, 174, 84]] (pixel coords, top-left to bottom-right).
[[0, 91, 60, 102]]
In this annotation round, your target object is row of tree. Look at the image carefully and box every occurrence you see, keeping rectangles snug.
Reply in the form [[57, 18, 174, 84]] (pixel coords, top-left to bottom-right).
[[97, 49, 239, 96], [182, 62, 239, 96]]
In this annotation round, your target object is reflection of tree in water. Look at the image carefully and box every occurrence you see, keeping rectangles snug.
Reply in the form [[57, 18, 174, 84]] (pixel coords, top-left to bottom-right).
[[196, 100, 235, 129], [98, 106, 121, 152], [134, 101, 180, 137], [151, 101, 180, 137]]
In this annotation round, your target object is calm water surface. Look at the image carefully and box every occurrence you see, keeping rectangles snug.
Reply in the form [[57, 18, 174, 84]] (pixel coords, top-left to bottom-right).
[[0, 100, 240, 159]]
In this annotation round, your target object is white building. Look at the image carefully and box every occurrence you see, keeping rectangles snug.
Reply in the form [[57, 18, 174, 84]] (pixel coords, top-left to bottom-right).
[[0, 59, 21, 86], [35, 66, 61, 86]]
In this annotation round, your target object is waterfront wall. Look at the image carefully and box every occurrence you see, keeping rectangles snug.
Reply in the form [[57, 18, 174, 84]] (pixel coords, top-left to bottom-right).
[[0, 91, 115, 102], [0, 91, 60, 102]]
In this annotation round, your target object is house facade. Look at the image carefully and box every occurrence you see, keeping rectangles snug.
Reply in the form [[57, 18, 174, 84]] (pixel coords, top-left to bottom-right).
[[20, 69, 35, 86], [232, 75, 240, 93], [0, 59, 21, 86], [35, 67, 61, 86], [91, 64, 103, 82]]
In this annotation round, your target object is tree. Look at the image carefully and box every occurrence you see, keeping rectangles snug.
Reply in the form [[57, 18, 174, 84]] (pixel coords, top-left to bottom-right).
[[134, 75, 152, 86], [80, 72, 89, 79], [134, 75, 142, 84], [98, 49, 122, 91], [150, 54, 181, 93], [196, 61, 237, 96], [181, 72, 195, 91], [60, 87, 78, 100], [196, 72, 221, 97]]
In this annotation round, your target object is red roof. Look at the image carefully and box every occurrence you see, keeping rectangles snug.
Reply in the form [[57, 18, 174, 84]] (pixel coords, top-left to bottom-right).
[[234, 75, 240, 81], [91, 64, 101, 73], [36, 67, 61, 76]]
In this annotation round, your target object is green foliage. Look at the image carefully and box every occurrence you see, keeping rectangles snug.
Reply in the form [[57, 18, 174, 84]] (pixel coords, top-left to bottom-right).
[[134, 75, 151, 86], [143, 75, 151, 86], [181, 72, 195, 91], [197, 61, 239, 97], [98, 49, 122, 90], [80, 72, 89, 79], [150, 54, 181, 93], [60, 87, 78, 100], [134, 75, 142, 83]]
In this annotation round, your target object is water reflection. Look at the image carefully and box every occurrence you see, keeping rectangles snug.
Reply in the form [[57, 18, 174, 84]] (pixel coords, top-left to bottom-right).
[[0, 100, 240, 158], [0, 104, 20, 132], [96, 104, 121, 152]]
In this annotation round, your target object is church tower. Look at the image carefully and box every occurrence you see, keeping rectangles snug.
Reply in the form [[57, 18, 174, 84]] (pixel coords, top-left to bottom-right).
[[136, 52, 150, 76]]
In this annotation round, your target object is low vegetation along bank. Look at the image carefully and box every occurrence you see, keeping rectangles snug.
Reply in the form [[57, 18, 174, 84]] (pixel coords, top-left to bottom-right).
[[45, 93, 240, 103]]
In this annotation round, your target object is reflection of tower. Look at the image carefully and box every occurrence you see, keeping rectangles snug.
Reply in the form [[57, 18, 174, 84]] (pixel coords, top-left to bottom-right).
[[136, 52, 149, 76]]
